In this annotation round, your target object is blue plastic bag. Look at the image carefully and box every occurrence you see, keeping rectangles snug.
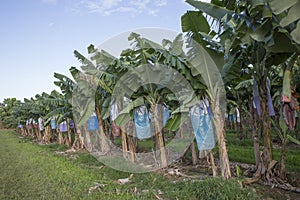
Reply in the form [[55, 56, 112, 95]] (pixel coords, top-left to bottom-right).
[[190, 101, 215, 151], [50, 118, 57, 129], [163, 105, 170, 126], [59, 121, 68, 132], [87, 115, 99, 131], [69, 119, 75, 129], [134, 106, 151, 139]]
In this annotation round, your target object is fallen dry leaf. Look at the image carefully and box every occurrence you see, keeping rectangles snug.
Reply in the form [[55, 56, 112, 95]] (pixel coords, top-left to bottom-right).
[[117, 174, 133, 184]]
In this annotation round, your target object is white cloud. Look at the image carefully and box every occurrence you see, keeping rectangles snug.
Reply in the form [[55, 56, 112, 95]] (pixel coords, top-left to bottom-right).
[[85, 0, 123, 12], [71, 0, 168, 16], [148, 9, 159, 16], [48, 22, 54, 27], [129, 0, 150, 10], [154, 0, 167, 7], [103, 6, 136, 16], [102, 0, 122, 9], [42, 0, 57, 5]]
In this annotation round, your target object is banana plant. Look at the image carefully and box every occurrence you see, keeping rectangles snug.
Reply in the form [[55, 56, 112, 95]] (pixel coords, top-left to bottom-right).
[[0, 98, 22, 128], [181, 1, 232, 178], [46, 71, 78, 146], [72, 47, 120, 154], [110, 32, 212, 168], [274, 54, 300, 179], [184, 0, 300, 180]]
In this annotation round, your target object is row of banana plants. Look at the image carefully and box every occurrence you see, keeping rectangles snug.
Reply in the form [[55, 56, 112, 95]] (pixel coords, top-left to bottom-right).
[[1, 0, 300, 181]]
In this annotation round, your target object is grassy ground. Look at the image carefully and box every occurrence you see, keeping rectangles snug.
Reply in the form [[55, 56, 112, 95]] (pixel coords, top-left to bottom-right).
[[0, 129, 258, 200], [225, 130, 300, 173]]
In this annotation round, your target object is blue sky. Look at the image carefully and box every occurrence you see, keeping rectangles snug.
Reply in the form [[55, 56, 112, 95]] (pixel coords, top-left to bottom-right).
[[0, 0, 195, 102]]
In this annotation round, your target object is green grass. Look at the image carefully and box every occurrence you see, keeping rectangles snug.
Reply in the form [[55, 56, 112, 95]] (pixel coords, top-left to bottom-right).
[[0, 129, 258, 200], [225, 131, 300, 172]]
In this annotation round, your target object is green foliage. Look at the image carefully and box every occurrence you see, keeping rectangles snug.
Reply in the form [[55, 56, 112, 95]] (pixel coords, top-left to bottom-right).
[[164, 113, 188, 131], [54, 72, 75, 100], [187, 39, 224, 100], [181, 11, 210, 34], [291, 21, 300, 44], [186, 0, 233, 20], [268, 0, 300, 45], [268, 0, 298, 15]]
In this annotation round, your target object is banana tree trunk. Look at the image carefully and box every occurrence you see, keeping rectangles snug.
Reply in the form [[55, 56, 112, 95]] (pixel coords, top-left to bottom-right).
[[153, 104, 167, 168], [35, 124, 40, 140], [259, 84, 273, 164], [209, 151, 217, 177], [121, 129, 129, 159], [22, 127, 26, 136], [191, 141, 198, 165], [212, 90, 231, 179], [127, 136, 136, 163], [45, 125, 51, 143], [126, 121, 136, 163], [95, 103, 110, 154], [186, 117, 198, 165], [72, 125, 84, 149], [66, 118, 72, 147], [58, 130, 63, 145], [248, 98, 260, 168], [72, 126, 78, 148], [83, 124, 92, 151], [255, 77, 274, 180], [237, 103, 244, 139]]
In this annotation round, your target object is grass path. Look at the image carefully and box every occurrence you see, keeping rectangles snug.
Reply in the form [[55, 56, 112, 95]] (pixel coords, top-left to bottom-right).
[[0, 129, 258, 199], [0, 130, 106, 199]]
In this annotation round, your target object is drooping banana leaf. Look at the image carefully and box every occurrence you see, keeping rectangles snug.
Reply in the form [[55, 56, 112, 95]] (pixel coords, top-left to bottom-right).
[[268, 0, 298, 15], [186, 0, 233, 20], [282, 69, 291, 100], [165, 113, 189, 131], [287, 134, 300, 145]]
